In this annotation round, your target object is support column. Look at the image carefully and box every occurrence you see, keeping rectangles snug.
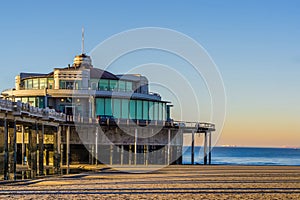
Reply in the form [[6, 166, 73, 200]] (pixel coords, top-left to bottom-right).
[[38, 124, 44, 176], [204, 131, 208, 165], [208, 132, 212, 165], [191, 130, 195, 165], [145, 145, 148, 166], [129, 145, 132, 165], [120, 145, 124, 166], [95, 126, 98, 165], [109, 144, 113, 165], [21, 125, 25, 166], [30, 123, 38, 178], [57, 126, 61, 174], [66, 126, 70, 174], [167, 129, 171, 165], [3, 118, 9, 180], [12, 120, 17, 180], [134, 128, 137, 165]]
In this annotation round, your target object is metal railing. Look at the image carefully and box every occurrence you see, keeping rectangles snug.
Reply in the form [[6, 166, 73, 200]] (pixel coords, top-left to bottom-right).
[[0, 99, 66, 122]]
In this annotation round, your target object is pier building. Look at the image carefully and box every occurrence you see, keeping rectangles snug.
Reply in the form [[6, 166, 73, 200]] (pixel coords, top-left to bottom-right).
[[1, 50, 215, 180]]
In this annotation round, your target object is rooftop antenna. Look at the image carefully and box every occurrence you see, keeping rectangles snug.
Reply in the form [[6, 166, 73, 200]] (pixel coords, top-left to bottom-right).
[[81, 27, 85, 54]]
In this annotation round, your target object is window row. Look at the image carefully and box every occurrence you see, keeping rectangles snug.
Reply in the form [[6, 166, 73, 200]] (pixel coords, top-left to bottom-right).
[[98, 79, 133, 92], [14, 96, 45, 108], [96, 98, 166, 121], [23, 78, 54, 90]]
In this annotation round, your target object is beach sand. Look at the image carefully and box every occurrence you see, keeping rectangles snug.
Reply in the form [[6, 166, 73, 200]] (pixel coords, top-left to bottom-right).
[[1, 165, 300, 199]]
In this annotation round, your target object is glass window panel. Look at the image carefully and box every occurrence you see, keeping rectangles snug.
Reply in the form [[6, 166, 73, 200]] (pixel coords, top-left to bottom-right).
[[119, 81, 126, 92], [149, 101, 154, 120], [59, 80, 66, 89], [104, 98, 112, 116], [126, 81, 132, 92], [113, 99, 121, 118], [27, 79, 32, 89], [99, 79, 109, 91], [24, 80, 28, 89], [129, 100, 136, 120], [143, 101, 149, 120], [136, 100, 142, 120], [121, 99, 129, 119], [109, 80, 118, 91], [37, 97, 45, 108], [39, 78, 46, 89], [28, 97, 36, 107], [154, 102, 159, 120], [96, 98, 105, 116], [32, 79, 39, 89], [158, 102, 163, 120], [163, 103, 166, 121], [21, 97, 28, 103], [48, 78, 54, 89]]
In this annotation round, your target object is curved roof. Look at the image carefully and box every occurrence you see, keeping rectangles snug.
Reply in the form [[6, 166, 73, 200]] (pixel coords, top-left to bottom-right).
[[90, 68, 119, 80]]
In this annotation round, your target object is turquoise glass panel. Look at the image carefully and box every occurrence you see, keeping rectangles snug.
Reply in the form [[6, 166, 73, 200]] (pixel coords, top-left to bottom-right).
[[119, 81, 126, 92], [121, 99, 129, 119], [129, 100, 136, 120], [136, 100, 142, 120], [104, 98, 112, 116], [113, 99, 121, 118], [154, 102, 159, 120], [96, 98, 105, 116], [99, 79, 109, 91], [143, 101, 149, 120], [149, 101, 154, 120]]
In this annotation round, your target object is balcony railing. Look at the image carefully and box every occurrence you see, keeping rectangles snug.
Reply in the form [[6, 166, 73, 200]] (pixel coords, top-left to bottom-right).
[[0, 99, 66, 122]]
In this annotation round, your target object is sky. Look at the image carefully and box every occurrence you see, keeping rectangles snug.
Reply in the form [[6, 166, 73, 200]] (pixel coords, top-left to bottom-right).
[[0, 0, 299, 147]]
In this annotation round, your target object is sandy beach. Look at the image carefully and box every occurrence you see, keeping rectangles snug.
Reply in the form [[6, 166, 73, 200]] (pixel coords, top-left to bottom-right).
[[0, 165, 300, 199]]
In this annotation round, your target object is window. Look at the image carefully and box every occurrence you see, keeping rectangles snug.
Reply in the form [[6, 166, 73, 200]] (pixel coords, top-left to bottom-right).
[[136, 100, 142, 120], [39, 78, 46, 89], [96, 98, 105, 116], [121, 99, 129, 119], [113, 99, 121, 118], [143, 101, 149, 120], [99, 79, 109, 91], [27, 79, 33, 89], [48, 78, 54, 89], [119, 81, 126, 92], [129, 100, 136, 120], [104, 98, 112, 116], [28, 97, 36, 107], [154, 102, 159, 120], [149, 101, 154, 120], [110, 80, 118, 91], [126, 81, 133, 92], [32, 79, 39, 89]]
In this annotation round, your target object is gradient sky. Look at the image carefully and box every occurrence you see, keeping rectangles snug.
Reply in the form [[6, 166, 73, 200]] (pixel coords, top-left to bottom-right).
[[0, 0, 299, 147]]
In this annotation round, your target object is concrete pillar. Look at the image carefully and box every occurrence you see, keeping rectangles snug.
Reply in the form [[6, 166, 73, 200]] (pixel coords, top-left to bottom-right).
[[57, 126, 61, 174], [129, 145, 132, 165], [66, 126, 70, 174], [12, 120, 17, 180], [29, 123, 38, 178], [21, 125, 25, 166], [191, 130, 195, 165], [120, 145, 124, 165], [204, 132, 208, 165], [208, 132, 212, 165], [167, 129, 171, 165], [38, 124, 44, 176], [3, 118, 9, 180], [134, 128, 137, 165], [95, 126, 98, 165], [109, 144, 113, 165]]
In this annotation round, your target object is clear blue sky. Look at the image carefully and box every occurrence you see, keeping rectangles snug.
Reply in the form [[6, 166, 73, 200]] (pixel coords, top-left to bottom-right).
[[0, 0, 299, 147]]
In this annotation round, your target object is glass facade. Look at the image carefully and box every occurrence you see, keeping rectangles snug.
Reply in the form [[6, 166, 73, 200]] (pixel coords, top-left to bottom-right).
[[23, 78, 55, 90], [96, 97, 166, 121], [98, 79, 133, 92]]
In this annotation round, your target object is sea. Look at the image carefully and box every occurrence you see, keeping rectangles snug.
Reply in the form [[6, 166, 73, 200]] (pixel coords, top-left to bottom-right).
[[182, 146, 300, 166]]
